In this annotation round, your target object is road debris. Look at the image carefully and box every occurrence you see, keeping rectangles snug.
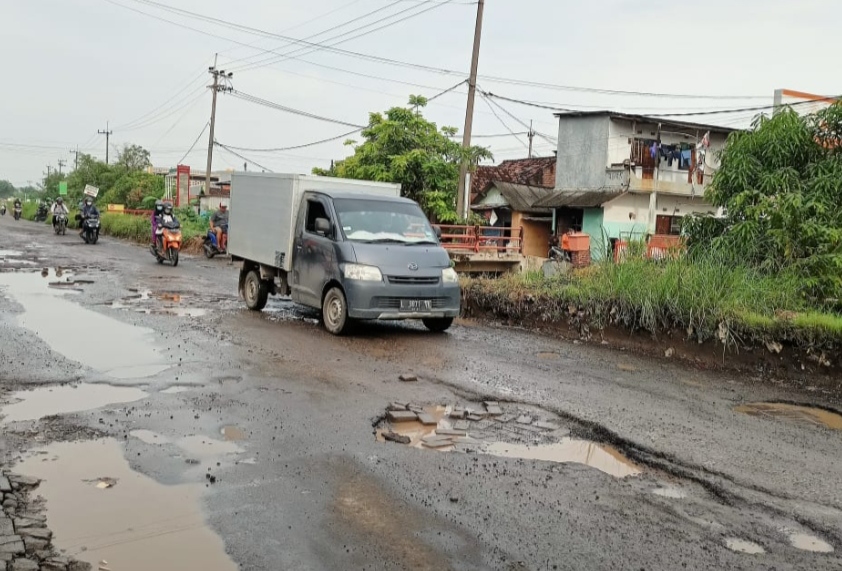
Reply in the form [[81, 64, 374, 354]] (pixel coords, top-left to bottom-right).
[[398, 374, 418, 383]]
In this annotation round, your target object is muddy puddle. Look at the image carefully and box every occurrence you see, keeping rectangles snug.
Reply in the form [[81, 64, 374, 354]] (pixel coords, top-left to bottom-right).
[[651, 486, 687, 499], [17, 439, 238, 571], [1, 383, 148, 422], [220, 425, 246, 441], [0, 249, 23, 257], [484, 441, 640, 478], [161, 386, 192, 394], [725, 538, 765, 554], [377, 403, 640, 478], [130, 429, 170, 445], [787, 531, 834, 553], [735, 402, 842, 430], [0, 270, 168, 379]]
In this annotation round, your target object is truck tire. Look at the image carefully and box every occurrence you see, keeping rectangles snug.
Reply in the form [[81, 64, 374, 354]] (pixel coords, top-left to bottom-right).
[[322, 287, 350, 335], [422, 317, 453, 333], [243, 270, 269, 311]]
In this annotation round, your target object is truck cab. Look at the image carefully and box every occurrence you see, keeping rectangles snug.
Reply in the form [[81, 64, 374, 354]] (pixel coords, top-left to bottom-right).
[[229, 173, 460, 335]]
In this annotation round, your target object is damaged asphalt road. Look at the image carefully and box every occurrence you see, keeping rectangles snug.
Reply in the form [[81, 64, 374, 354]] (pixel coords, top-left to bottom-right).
[[2, 215, 842, 570]]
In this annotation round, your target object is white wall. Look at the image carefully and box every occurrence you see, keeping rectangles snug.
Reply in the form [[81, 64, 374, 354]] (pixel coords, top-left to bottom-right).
[[603, 193, 650, 224], [655, 195, 719, 217]]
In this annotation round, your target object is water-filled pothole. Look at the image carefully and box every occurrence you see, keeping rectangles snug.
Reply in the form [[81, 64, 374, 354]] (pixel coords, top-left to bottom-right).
[[735, 402, 842, 430], [725, 538, 765, 554], [0, 270, 168, 379], [1, 384, 148, 423], [220, 426, 246, 441], [17, 439, 238, 571], [177, 435, 244, 459], [376, 402, 639, 478], [130, 429, 170, 445], [787, 531, 834, 553]]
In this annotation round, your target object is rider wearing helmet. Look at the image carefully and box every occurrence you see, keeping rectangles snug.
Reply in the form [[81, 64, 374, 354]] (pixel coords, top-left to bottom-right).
[[50, 196, 69, 228], [150, 200, 164, 246], [79, 198, 99, 237], [154, 202, 179, 250]]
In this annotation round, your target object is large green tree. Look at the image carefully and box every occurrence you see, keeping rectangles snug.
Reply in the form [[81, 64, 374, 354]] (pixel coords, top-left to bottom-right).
[[313, 96, 492, 222], [0, 180, 15, 198], [685, 103, 842, 300], [116, 144, 152, 171]]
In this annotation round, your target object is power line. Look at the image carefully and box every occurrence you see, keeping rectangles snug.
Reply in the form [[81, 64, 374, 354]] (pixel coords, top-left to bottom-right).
[[479, 92, 530, 153], [106, 0, 767, 100], [229, 90, 366, 128], [479, 89, 557, 145], [178, 122, 210, 164], [214, 142, 274, 172]]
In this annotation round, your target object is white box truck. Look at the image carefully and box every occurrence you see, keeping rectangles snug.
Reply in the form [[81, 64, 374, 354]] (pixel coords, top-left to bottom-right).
[[228, 173, 461, 335]]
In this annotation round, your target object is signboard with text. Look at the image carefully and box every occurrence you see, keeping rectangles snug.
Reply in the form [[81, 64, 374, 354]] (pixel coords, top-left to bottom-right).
[[83, 184, 100, 197], [58, 182, 68, 195]]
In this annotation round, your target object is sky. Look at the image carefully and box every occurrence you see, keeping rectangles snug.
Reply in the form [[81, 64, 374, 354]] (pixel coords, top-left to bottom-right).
[[1, 0, 840, 187]]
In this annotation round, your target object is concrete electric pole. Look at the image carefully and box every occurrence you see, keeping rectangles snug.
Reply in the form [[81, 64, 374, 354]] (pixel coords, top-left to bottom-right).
[[455, 0, 485, 221], [205, 55, 234, 194], [527, 120, 535, 159], [98, 122, 113, 164], [69, 146, 80, 170], [57, 159, 66, 176]]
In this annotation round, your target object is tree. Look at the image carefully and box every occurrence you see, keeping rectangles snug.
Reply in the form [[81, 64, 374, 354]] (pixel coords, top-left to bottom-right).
[[313, 96, 492, 222], [0, 180, 15, 198], [116, 144, 152, 171], [684, 103, 842, 301]]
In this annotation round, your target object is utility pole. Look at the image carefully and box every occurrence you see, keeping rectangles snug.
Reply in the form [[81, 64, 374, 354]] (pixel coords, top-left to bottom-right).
[[527, 120, 535, 159], [57, 159, 66, 176], [69, 146, 80, 170], [98, 122, 113, 164], [205, 54, 234, 194], [456, 0, 485, 221]]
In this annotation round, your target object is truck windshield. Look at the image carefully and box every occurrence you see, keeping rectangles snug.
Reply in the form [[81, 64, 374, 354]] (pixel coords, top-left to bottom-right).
[[333, 199, 438, 244]]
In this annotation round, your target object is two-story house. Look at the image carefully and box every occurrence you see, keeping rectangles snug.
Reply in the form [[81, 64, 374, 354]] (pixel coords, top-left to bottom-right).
[[536, 111, 737, 260]]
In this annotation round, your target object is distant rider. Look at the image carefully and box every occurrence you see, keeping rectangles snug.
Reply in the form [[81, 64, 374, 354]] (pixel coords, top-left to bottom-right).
[[78, 198, 99, 237], [150, 200, 164, 246], [13, 198, 22, 210], [154, 203, 179, 250], [209, 202, 228, 251], [51, 197, 69, 228]]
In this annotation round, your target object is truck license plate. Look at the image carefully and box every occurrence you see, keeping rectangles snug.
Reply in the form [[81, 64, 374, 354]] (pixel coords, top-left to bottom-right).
[[401, 299, 432, 311]]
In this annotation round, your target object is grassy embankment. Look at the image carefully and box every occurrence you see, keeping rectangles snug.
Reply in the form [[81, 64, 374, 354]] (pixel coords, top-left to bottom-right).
[[463, 251, 842, 351]]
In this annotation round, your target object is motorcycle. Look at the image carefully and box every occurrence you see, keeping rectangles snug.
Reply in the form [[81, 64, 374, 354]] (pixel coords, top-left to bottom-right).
[[151, 220, 182, 266], [13, 205, 22, 221], [202, 228, 227, 258], [35, 205, 49, 223], [54, 213, 68, 235], [80, 215, 100, 244], [0, 204, 6, 216], [547, 236, 571, 262]]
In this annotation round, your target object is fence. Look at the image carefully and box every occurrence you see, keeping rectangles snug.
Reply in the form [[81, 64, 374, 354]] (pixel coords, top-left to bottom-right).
[[437, 225, 523, 254], [613, 234, 685, 262]]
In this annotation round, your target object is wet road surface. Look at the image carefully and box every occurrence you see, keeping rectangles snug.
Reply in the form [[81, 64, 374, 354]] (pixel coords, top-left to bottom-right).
[[2, 214, 842, 570]]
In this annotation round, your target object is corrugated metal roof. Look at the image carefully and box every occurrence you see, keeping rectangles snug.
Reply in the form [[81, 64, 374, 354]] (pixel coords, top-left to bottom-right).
[[532, 188, 627, 208], [553, 110, 740, 135], [472, 181, 554, 213]]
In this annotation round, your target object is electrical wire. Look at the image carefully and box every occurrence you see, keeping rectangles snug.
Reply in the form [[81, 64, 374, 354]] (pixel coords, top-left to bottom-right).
[[479, 92, 530, 153], [214, 142, 274, 172], [479, 89, 557, 145], [114, 68, 208, 130], [106, 0, 767, 100], [228, 90, 366, 128], [120, 90, 208, 133], [177, 122, 210, 164]]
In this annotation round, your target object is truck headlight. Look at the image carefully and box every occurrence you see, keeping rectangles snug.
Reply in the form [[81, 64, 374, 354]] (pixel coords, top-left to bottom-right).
[[442, 267, 459, 283], [344, 264, 383, 282]]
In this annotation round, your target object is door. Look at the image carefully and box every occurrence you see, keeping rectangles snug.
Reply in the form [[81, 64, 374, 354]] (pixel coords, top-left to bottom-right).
[[655, 215, 672, 236], [291, 195, 335, 307]]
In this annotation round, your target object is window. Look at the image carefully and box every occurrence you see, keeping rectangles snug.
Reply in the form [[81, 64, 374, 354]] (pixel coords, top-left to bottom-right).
[[305, 199, 329, 234], [333, 199, 436, 244], [655, 215, 682, 236]]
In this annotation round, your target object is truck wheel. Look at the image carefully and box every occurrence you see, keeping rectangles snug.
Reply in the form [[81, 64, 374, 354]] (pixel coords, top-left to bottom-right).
[[322, 287, 350, 335], [422, 317, 453, 333], [244, 270, 269, 311]]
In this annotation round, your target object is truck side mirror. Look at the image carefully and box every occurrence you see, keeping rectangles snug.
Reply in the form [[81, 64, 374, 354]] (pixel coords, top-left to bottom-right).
[[315, 217, 331, 236], [434, 226, 442, 239]]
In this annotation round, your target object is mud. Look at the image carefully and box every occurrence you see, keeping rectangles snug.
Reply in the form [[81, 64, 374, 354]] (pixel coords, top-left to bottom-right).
[[735, 402, 842, 430], [220, 426, 246, 441], [0, 270, 168, 379], [483, 440, 640, 478], [1, 384, 148, 422], [176, 435, 243, 460], [725, 538, 766, 554], [788, 531, 834, 553], [17, 439, 238, 571]]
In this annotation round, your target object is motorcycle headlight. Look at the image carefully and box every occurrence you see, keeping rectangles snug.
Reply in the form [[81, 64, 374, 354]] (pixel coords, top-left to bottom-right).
[[343, 264, 382, 282], [442, 267, 459, 284]]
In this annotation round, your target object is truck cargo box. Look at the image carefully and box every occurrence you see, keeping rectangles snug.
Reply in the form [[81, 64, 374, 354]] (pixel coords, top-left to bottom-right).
[[227, 173, 401, 272]]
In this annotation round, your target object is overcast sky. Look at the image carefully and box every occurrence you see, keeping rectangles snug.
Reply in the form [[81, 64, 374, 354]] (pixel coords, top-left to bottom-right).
[[1, 0, 839, 186]]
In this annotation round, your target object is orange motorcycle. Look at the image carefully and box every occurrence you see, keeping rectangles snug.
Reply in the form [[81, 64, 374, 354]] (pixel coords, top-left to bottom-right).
[[152, 220, 182, 266]]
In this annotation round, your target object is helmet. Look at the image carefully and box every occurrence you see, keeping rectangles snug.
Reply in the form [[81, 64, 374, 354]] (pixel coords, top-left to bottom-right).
[[85, 198, 92, 205], [155, 200, 164, 211], [56, 197, 63, 204], [163, 204, 173, 215]]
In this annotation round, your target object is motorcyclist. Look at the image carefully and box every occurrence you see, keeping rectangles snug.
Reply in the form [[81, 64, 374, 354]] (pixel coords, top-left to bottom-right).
[[51, 197, 69, 228], [150, 200, 164, 246], [155, 203, 179, 251], [209, 202, 228, 252], [13, 198, 22, 211], [78, 198, 99, 237]]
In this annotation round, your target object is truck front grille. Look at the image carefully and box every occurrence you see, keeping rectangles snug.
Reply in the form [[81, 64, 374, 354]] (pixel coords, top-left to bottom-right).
[[386, 275, 440, 285], [372, 297, 450, 309]]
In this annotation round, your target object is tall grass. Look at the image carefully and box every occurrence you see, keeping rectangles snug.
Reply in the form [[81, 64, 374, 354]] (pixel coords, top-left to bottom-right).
[[464, 251, 842, 347]]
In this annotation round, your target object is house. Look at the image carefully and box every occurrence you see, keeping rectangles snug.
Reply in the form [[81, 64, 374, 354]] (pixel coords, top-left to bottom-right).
[[198, 185, 230, 214], [537, 111, 737, 259], [470, 157, 557, 258]]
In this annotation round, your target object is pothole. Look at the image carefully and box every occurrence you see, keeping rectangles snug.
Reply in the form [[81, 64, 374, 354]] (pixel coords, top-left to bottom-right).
[[1, 384, 148, 423], [0, 269, 168, 379], [108, 291, 209, 318], [787, 531, 834, 553], [0, 249, 23, 257], [735, 402, 842, 430], [535, 352, 559, 360], [725, 538, 765, 554], [161, 386, 192, 394], [651, 486, 687, 499], [376, 402, 640, 479], [220, 426, 246, 441], [176, 435, 244, 459], [130, 429, 170, 445], [17, 439, 238, 571]]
